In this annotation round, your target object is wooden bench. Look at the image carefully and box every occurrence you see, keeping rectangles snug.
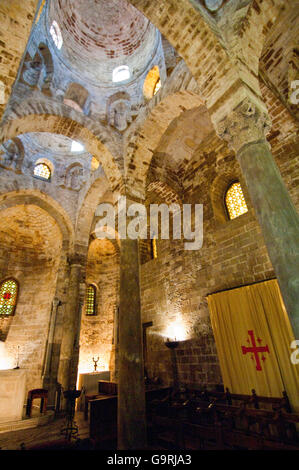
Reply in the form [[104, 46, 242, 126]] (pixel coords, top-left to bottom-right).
[[148, 387, 299, 450], [83, 381, 118, 420], [89, 386, 171, 448]]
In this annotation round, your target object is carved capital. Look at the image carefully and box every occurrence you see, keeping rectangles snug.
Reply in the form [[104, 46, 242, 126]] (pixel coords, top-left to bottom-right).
[[216, 97, 272, 154], [67, 253, 85, 267]]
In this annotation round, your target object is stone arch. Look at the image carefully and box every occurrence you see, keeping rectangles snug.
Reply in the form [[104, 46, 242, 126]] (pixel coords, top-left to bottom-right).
[[0, 199, 66, 393], [64, 82, 89, 113], [75, 175, 112, 248], [78, 233, 120, 377], [0, 136, 25, 173], [125, 90, 205, 198], [21, 43, 54, 96], [126, 0, 238, 107], [21, 51, 43, 88], [0, 189, 74, 250], [37, 43, 54, 95], [89, 227, 120, 254], [0, 114, 123, 192], [238, 0, 292, 79]]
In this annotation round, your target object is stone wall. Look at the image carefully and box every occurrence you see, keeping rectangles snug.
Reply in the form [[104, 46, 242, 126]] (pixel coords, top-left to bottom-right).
[[78, 238, 119, 378], [0, 204, 63, 396], [0, 0, 39, 119], [139, 84, 298, 391]]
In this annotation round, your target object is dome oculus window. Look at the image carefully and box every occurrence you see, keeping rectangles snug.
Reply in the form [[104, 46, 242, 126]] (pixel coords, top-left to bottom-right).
[[112, 66, 130, 83], [50, 20, 63, 50], [33, 163, 51, 181], [225, 181, 248, 220]]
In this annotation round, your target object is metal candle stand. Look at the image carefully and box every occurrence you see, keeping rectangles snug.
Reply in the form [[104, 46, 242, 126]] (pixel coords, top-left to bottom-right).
[[60, 388, 81, 441]]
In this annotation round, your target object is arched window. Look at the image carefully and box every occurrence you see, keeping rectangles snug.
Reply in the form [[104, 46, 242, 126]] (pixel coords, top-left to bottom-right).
[[50, 20, 63, 50], [33, 162, 51, 181], [143, 66, 161, 100], [112, 65, 130, 83], [0, 279, 18, 316], [85, 284, 96, 316], [225, 181, 248, 220], [151, 237, 158, 259]]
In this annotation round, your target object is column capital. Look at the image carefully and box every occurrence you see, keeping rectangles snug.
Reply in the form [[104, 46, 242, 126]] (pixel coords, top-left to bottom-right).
[[215, 97, 272, 154], [67, 253, 85, 267]]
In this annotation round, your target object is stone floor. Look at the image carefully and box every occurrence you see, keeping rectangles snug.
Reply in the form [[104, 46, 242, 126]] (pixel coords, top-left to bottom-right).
[[0, 411, 89, 450]]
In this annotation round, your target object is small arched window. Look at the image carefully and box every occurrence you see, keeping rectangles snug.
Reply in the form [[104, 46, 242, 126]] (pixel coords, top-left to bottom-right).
[[50, 20, 63, 50], [112, 65, 130, 83], [85, 284, 96, 316], [143, 66, 161, 100], [225, 181, 248, 220], [34, 162, 51, 181], [151, 237, 158, 259], [0, 279, 18, 316]]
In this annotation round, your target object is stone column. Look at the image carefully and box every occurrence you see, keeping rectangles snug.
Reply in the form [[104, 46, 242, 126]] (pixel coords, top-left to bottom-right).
[[117, 198, 147, 449], [217, 97, 299, 338], [42, 296, 61, 405], [57, 255, 83, 391]]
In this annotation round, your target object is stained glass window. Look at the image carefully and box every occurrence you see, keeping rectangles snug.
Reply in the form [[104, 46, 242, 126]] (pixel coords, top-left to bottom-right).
[[34, 163, 51, 181], [85, 284, 96, 315], [151, 237, 158, 259], [0, 279, 18, 316], [225, 181, 248, 220]]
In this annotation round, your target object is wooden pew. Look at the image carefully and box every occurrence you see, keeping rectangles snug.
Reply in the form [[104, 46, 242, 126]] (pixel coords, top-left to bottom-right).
[[89, 386, 171, 448], [149, 387, 299, 450]]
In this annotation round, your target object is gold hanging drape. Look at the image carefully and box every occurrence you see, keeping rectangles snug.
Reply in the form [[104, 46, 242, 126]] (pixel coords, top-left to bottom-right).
[[207, 279, 299, 412]]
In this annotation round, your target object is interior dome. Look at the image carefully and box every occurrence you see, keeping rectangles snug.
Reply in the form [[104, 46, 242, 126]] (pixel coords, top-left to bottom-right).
[[48, 0, 159, 85]]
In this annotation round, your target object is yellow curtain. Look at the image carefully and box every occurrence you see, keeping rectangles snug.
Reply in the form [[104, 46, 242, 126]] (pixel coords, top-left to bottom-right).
[[207, 279, 299, 412]]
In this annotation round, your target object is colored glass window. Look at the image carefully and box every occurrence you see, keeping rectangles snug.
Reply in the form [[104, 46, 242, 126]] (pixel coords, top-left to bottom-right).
[[225, 181, 248, 220], [0, 279, 18, 316], [34, 163, 51, 180], [86, 284, 96, 315]]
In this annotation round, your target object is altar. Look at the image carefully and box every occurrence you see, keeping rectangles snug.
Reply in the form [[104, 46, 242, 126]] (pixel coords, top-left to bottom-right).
[[77, 371, 110, 410], [0, 369, 26, 423]]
